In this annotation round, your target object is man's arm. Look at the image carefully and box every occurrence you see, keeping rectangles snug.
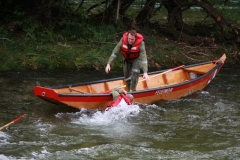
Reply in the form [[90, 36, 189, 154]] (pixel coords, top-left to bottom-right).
[[105, 39, 122, 73], [139, 41, 150, 80], [107, 38, 122, 65], [139, 41, 148, 73]]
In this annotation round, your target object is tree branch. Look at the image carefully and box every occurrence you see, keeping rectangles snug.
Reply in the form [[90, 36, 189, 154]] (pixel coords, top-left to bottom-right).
[[75, 0, 85, 13], [86, 0, 108, 13], [0, 38, 12, 42]]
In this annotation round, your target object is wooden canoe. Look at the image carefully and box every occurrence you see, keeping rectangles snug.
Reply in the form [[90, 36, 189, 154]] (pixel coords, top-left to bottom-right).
[[33, 54, 226, 110]]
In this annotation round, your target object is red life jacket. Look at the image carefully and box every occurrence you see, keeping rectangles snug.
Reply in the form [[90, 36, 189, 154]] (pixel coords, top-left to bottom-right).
[[121, 32, 144, 61], [105, 93, 132, 111]]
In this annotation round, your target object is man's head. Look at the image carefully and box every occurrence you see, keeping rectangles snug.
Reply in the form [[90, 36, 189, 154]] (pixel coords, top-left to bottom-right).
[[126, 94, 134, 104], [127, 30, 137, 45]]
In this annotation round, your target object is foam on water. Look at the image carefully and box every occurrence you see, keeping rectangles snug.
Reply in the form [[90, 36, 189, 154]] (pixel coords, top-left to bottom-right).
[[78, 104, 140, 125], [56, 104, 142, 139], [0, 155, 14, 160], [0, 131, 10, 139], [31, 146, 52, 159], [0, 131, 10, 145], [56, 104, 141, 126]]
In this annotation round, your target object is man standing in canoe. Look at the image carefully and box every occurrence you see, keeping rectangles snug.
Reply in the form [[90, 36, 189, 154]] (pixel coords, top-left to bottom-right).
[[105, 29, 150, 92]]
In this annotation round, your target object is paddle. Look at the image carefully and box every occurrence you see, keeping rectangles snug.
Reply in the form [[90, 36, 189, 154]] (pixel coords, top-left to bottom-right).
[[0, 114, 26, 131], [100, 64, 185, 94], [69, 85, 88, 94]]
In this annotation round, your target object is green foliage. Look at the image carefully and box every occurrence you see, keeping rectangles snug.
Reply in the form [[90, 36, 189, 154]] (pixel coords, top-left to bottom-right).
[[37, 25, 56, 42], [34, 56, 50, 68], [59, 18, 116, 42], [0, 0, 239, 71], [214, 0, 240, 24], [210, 24, 234, 41], [16, 17, 39, 41], [0, 45, 23, 71], [74, 44, 114, 70], [162, 45, 178, 51], [1, 60, 19, 71], [0, 27, 8, 37], [75, 53, 103, 69], [14, 15, 56, 42], [92, 25, 116, 42], [59, 19, 80, 40]]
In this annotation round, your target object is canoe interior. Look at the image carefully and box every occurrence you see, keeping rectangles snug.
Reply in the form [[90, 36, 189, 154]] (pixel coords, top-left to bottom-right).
[[52, 62, 219, 95]]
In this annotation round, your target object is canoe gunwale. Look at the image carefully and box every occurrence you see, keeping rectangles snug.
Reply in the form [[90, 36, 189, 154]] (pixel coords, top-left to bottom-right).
[[47, 61, 213, 90], [57, 60, 224, 97]]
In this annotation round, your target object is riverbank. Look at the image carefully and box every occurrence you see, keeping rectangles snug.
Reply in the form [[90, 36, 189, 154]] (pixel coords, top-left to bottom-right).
[[0, 35, 238, 72]]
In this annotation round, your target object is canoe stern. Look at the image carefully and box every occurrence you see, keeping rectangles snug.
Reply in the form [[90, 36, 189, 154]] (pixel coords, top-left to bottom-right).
[[33, 86, 60, 105]]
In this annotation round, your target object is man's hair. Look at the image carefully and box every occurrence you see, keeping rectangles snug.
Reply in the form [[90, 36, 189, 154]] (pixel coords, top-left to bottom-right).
[[128, 29, 137, 37], [126, 94, 134, 103]]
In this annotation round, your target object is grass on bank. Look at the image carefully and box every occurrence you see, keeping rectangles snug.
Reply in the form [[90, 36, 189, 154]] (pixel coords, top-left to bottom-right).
[[0, 32, 235, 72], [0, 39, 121, 71]]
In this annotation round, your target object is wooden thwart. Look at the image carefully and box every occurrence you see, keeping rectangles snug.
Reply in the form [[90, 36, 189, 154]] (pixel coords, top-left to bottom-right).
[[69, 86, 88, 94]]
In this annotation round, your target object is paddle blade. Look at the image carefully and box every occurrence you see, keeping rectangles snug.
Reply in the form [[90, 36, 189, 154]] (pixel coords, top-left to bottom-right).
[[13, 114, 27, 123], [171, 65, 185, 71], [0, 114, 26, 131]]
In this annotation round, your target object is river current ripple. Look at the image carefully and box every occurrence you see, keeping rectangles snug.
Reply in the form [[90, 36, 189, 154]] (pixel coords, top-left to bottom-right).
[[0, 68, 240, 159]]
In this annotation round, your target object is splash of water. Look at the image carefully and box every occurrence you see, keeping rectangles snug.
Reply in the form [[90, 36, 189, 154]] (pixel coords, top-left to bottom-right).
[[56, 104, 142, 139], [56, 103, 141, 128], [73, 104, 141, 126]]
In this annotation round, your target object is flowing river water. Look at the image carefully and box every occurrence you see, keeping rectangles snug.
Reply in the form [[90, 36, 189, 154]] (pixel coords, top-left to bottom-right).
[[0, 68, 240, 160]]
